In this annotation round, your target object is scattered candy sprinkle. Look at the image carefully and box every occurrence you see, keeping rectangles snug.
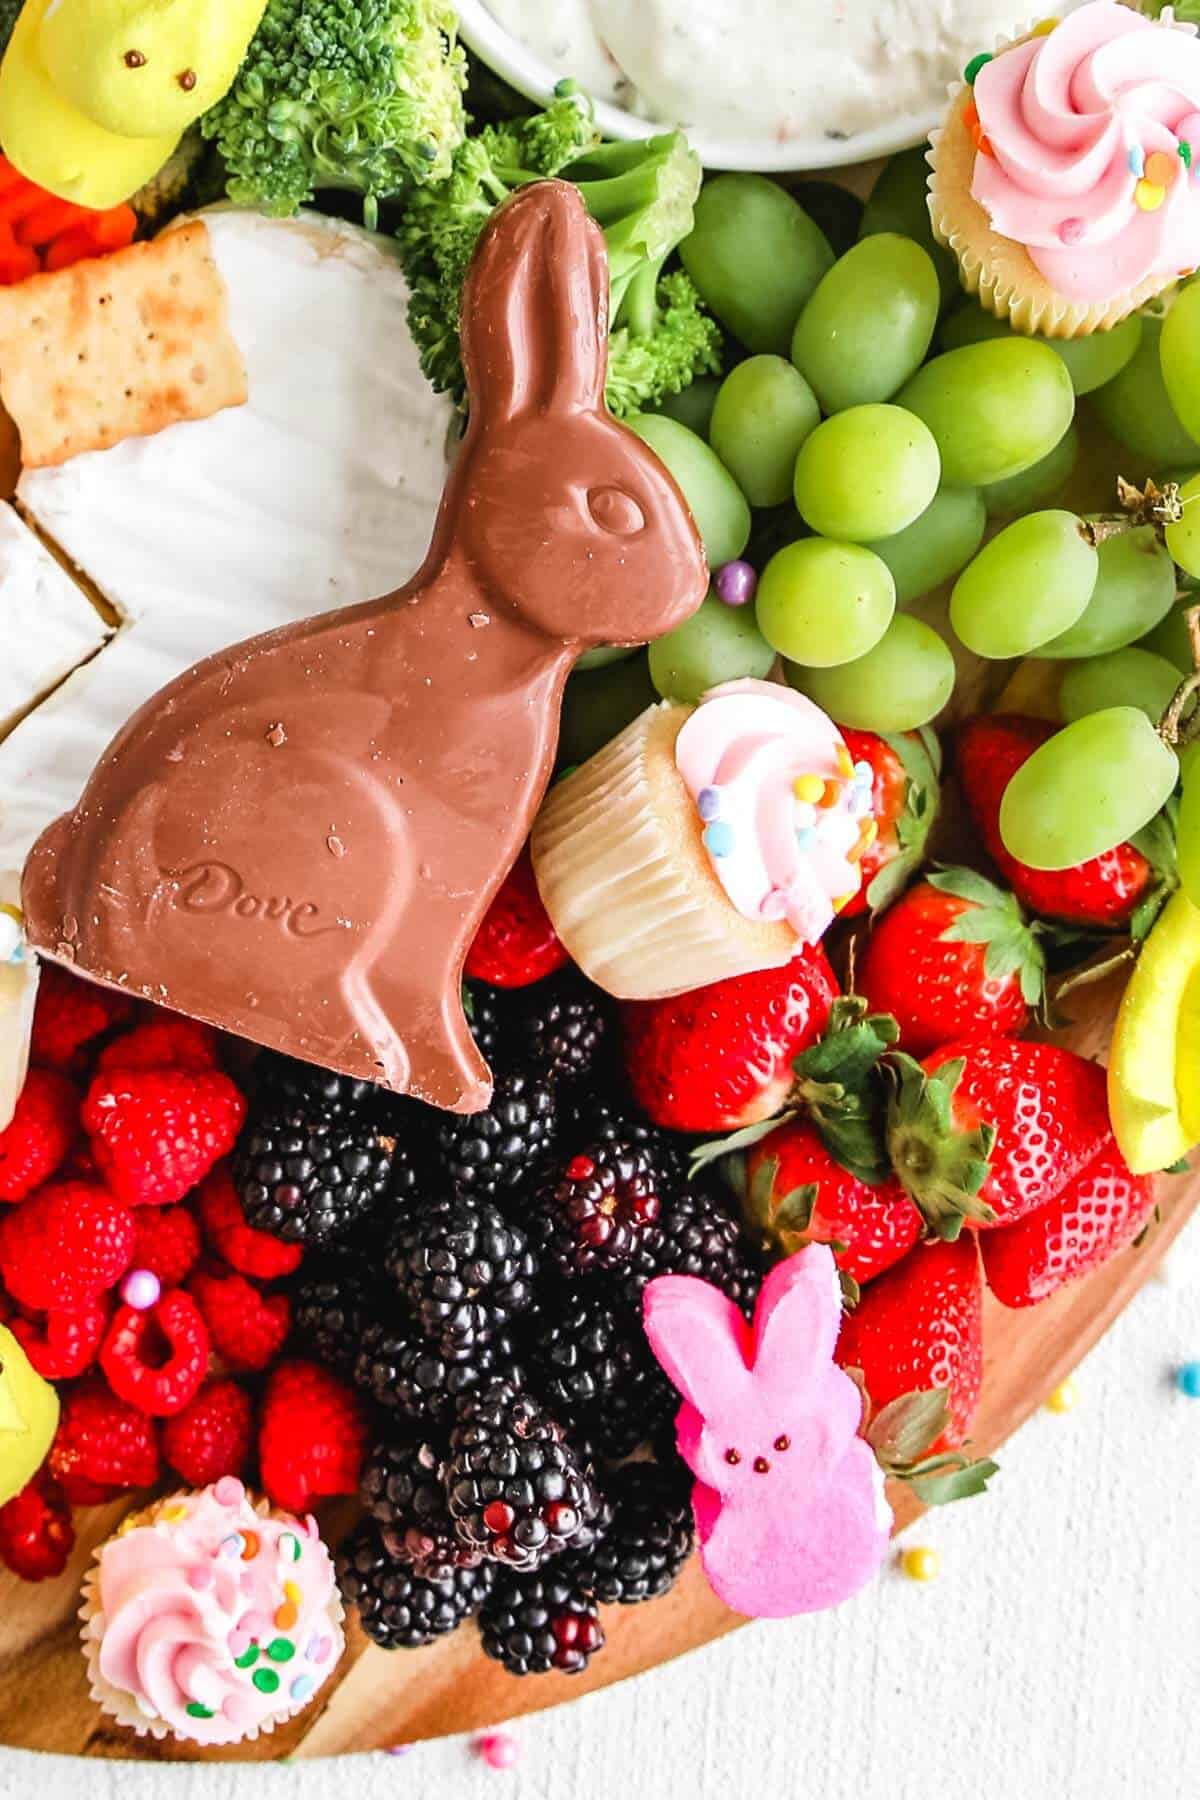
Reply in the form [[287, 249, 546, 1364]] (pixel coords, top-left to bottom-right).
[[795, 826, 816, 850], [1032, 15, 1060, 32], [793, 774, 825, 804], [240, 1531, 260, 1561], [1135, 179, 1165, 212], [475, 1731, 521, 1771], [213, 1477, 244, 1506], [697, 786, 721, 822], [220, 1534, 245, 1559], [267, 1637, 296, 1662], [1181, 140, 1193, 170], [235, 1645, 259, 1669], [703, 821, 735, 859], [1128, 143, 1146, 178], [1045, 1377, 1078, 1414], [253, 1668, 281, 1696], [120, 1268, 161, 1311], [714, 559, 757, 607], [1144, 150, 1177, 188], [281, 1533, 302, 1563], [290, 1674, 316, 1703], [1175, 1361, 1200, 1398], [963, 50, 992, 82], [160, 1503, 188, 1524], [186, 1703, 214, 1720], [836, 744, 853, 779], [901, 1546, 941, 1582]]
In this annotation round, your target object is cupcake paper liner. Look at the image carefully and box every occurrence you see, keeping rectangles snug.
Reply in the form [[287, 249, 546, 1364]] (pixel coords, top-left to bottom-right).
[[927, 28, 1176, 338], [531, 702, 798, 1000]]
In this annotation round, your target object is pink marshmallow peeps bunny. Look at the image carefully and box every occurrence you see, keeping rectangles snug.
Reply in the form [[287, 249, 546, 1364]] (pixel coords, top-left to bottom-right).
[[643, 1244, 892, 1617]]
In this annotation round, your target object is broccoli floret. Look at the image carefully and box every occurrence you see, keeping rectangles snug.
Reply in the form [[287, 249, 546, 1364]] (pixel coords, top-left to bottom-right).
[[396, 91, 722, 418], [201, 0, 467, 226]]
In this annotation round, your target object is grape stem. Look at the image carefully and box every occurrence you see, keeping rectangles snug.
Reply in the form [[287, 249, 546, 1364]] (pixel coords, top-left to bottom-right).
[[1083, 477, 1184, 546], [1157, 601, 1200, 750]]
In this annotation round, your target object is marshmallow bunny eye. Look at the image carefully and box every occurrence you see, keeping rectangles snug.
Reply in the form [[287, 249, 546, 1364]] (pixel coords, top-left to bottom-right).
[[588, 486, 646, 536]]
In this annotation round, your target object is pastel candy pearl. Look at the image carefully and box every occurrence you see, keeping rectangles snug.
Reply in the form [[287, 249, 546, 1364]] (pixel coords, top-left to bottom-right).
[[120, 1268, 160, 1310], [213, 1477, 245, 1507]]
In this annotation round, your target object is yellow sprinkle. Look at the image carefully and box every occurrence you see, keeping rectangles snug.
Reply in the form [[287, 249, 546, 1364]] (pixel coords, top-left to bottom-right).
[[1045, 1377, 1078, 1414], [284, 1580, 301, 1607], [860, 818, 879, 849], [792, 774, 825, 805], [1031, 15, 1060, 31], [835, 744, 854, 779], [1135, 179, 1165, 212], [831, 891, 857, 912], [160, 1505, 188, 1524], [901, 1546, 941, 1582]]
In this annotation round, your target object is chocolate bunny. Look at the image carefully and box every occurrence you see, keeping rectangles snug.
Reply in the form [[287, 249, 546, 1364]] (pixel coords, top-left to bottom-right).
[[21, 181, 708, 1113]]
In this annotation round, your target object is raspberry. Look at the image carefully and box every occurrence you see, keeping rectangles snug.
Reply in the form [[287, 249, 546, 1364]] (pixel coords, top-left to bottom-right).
[[0, 1179, 135, 1310], [464, 848, 568, 988], [161, 1378, 254, 1487], [131, 1204, 201, 1287], [10, 1297, 108, 1380], [99, 1290, 210, 1416], [0, 1068, 78, 1201], [50, 1375, 161, 1499], [194, 1164, 303, 1279], [30, 964, 133, 1069], [259, 1360, 368, 1513], [189, 1268, 290, 1372], [97, 1014, 219, 1075], [82, 1067, 246, 1207], [0, 1469, 75, 1582]]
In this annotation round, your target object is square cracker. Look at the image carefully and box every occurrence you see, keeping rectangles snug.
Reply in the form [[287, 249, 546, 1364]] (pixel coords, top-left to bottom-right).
[[0, 221, 247, 469]]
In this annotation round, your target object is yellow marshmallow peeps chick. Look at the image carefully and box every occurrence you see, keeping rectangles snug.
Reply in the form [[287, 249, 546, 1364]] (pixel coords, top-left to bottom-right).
[[0, 0, 268, 209], [0, 1324, 59, 1508]]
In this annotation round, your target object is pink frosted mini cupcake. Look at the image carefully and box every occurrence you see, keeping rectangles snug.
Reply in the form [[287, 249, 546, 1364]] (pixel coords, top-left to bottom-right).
[[80, 1477, 343, 1747]]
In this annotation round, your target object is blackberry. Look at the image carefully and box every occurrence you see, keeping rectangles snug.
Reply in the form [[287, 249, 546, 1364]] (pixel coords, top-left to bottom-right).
[[233, 1063, 397, 1244], [336, 1517, 493, 1649], [292, 1253, 381, 1378], [558, 1093, 685, 1180], [522, 973, 612, 1085], [479, 1566, 605, 1676], [624, 1181, 763, 1316], [354, 1318, 519, 1425], [360, 1436, 482, 1580], [436, 1068, 556, 1199], [463, 982, 518, 1072], [528, 1290, 675, 1459], [446, 1380, 602, 1570], [387, 1195, 537, 1359], [531, 1136, 669, 1280], [565, 1463, 694, 1606]]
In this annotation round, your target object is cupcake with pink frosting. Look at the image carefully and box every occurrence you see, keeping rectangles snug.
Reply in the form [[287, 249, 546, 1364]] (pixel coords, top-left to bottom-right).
[[79, 1477, 343, 1747], [928, 0, 1200, 335], [531, 678, 875, 1000]]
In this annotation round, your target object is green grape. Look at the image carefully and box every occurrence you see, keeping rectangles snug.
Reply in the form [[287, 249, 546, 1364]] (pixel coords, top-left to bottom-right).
[[559, 653, 657, 766], [1175, 739, 1200, 911], [1090, 313, 1200, 467], [859, 147, 960, 308], [1139, 602, 1197, 673], [790, 234, 939, 413], [577, 644, 639, 671], [1165, 473, 1200, 580], [785, 614, 956, 731], [1161, 281, 1200, 445], [681, 174, 834, 354], [998, 707, 1179, 870], [1038, 526, 1177, 659], [791, 179, 865, 258], [709, 356, 820, 508], [981, 424, 1079, 517], [793, 404, 940, 541], [1059, 647, 1181, 726], [652, 374, 721, 439], [864, 485, 986, 605], [627, 412, 751, 568], [648, 592, 775, 703], [897, 339, 1075, 487], [940, 300, 1142, 396], [755, 538, 895, 666], [949, 510, 1098, 659]]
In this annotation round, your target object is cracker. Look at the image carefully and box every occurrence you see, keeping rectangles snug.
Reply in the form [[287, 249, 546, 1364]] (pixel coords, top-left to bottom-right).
[[0, 221, 247, 468]]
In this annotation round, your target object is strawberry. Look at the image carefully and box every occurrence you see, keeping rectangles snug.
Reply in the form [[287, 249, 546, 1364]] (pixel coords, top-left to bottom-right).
[[82, 1066, 245, 1207], [465, 847, 569, 988], [957, 714, 1164, 931], [0, 1468, 75, 1582], [837, 728, 941, 918], [131, 1204, 202, 1288], [258, 1360, 368, 1513], [621, 950, 839, 1132], [981, 1138, 1157, 1307], [161, 1378, 254, 1488], [99, 1290, 210, 1416], [855, 868, 1045, 1056], [0, 1179, 135, 1310], [744, 1121, 920, 1288], [0, 1067, 78, 1201], [835, 1235, 985, 1447], [50, 1375, 161, 1501], [189, 1268, 290, 1372], [97, 1014, 219, 1075], [9, 1297, 108, 1380], [194, 1163, 303, 1280], [29, 964, 133, 1070], [888, 1038, 1111, 1237]]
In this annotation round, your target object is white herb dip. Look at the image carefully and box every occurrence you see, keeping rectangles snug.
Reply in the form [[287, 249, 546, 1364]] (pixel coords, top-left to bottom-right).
[[484, 0, 1065, 145]]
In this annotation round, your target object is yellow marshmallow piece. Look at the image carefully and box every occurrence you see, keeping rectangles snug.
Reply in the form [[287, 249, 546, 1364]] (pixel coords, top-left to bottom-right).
[[0, 1324, 60, 1509]]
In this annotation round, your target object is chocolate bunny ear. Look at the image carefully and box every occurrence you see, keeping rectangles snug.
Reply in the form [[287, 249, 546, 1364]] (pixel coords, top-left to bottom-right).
[[460, 179, 609, 420]]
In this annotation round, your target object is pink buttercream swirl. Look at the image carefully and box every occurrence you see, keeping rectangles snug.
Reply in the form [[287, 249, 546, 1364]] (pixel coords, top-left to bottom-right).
[[674, 679, 871, 947], [86, 1479, 342, 1746], [971, 1, 1200, 303]]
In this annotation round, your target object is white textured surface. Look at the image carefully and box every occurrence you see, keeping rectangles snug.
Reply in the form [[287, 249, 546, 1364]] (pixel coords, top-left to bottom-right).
[[1, 1224, 1197, 1800]]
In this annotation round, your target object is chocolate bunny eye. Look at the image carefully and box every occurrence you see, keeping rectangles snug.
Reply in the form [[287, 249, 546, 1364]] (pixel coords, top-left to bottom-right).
[[588, 486, 645, 537]]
